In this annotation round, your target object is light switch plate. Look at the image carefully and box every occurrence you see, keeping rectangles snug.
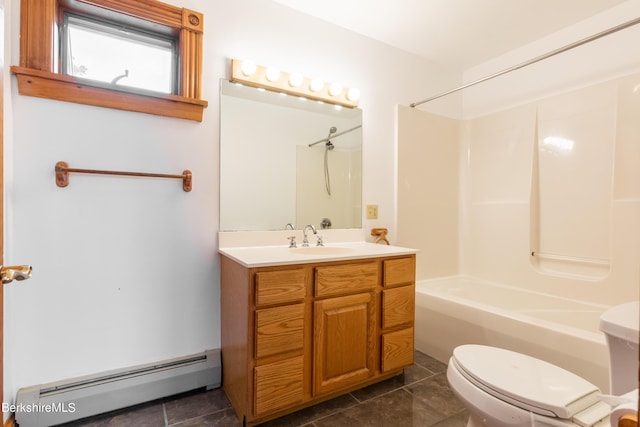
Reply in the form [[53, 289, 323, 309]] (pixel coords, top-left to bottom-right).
[[366, 204, 378, 220]]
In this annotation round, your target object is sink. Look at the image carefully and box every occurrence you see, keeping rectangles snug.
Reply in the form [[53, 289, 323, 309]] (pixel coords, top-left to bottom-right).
[[290, 246, 356, 255], [219, 238, 418, 267]]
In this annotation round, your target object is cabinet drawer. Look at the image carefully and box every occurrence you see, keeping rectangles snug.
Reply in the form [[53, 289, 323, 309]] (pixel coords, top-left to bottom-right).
[[315, 262, 378, 297], [254, 355, 304, 415], [383, 257, 415, 287], [255, 269, 306, 306], [381, 327, 414, 372], [255, 304, 304, 359], [382, 285, 415, 329]]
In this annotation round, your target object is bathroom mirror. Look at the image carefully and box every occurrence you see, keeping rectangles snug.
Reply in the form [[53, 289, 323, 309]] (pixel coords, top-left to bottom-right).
[[220, 79, 363, 231]]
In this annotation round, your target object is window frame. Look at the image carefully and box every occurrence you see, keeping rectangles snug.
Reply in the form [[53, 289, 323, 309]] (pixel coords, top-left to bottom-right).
[[11, 0, 208, 122]]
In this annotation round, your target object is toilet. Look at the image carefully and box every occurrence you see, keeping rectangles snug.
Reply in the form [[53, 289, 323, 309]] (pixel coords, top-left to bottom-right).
[[447, 301, 639, 427]]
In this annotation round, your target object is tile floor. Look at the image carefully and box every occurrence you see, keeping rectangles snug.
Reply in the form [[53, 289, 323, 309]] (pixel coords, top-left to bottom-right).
[[57, 351, 468, 427]]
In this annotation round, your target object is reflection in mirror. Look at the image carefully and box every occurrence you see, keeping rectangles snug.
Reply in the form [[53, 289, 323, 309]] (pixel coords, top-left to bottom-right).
[[220, 79, 362, 231]]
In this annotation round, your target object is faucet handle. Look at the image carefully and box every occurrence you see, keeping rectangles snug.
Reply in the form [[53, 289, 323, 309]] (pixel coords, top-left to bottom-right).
[[316, 235, 324, 246], [287, 236, 297, 248]]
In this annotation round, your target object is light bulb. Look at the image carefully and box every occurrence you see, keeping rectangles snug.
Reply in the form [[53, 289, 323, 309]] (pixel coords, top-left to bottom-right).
[[265, 66, 280, 82], [329, 82, 343, 96], [289, 72, 303, 87], [347, 87, 361, 101], [241, 60, 256, 77], [310, 78, 324, 92]]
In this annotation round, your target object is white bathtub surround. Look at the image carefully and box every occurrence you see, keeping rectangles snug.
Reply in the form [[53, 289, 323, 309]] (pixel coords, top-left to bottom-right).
[[414, 276, 611, 392], [399, 71, 640, 305], [396, 110, 460, 280], [400, 71, 640, 396]]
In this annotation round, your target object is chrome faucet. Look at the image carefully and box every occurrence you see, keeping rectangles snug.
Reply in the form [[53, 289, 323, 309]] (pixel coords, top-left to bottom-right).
[[302, 224, 317, 247], [285, 223, 298, 247]]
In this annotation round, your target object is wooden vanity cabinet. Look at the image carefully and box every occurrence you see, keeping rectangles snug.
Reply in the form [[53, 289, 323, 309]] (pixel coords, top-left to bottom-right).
[[220, 254, 416, 426]]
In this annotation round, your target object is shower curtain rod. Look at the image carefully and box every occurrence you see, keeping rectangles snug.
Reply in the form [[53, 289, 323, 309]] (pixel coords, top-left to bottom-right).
[[308, 125, 363, 147], [410, 16, 640, 108]]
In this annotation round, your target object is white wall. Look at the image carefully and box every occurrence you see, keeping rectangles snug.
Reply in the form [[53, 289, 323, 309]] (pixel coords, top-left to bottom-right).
[[2, 0, 459, 405]]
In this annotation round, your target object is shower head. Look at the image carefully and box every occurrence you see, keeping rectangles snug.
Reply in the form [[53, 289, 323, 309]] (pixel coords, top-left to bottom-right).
[[309, 125, 356, 148], [325, 127, 337, 150]]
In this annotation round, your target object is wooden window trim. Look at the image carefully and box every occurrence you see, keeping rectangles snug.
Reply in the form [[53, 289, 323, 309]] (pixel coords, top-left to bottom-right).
[[11, 0, 208, 122]]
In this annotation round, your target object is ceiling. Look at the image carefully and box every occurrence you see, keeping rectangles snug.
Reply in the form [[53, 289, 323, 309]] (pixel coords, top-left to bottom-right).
[[272, 0, 627, 72]]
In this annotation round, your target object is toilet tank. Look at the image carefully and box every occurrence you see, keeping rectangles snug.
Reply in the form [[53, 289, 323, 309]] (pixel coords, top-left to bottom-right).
[[599, 301, 639, 395]]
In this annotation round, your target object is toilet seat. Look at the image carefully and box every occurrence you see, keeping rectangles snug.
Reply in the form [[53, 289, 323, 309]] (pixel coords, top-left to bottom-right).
[[452, 345, 602, 419]]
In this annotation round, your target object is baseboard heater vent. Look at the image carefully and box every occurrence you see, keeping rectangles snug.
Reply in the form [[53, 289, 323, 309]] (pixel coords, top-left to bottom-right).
[[14, 349, 221, 427]]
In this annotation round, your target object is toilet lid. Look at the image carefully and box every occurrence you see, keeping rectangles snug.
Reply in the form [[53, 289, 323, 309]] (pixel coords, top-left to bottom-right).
[[452, 345, 601, 419]]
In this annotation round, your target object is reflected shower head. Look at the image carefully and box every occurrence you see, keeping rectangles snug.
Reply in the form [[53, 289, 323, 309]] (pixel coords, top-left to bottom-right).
[[325, 127, 337, 150], [308, 126, 340, 148]]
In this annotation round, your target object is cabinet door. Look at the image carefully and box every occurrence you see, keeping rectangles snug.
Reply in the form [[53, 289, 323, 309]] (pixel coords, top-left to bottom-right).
[[313, 293, 375, 396]]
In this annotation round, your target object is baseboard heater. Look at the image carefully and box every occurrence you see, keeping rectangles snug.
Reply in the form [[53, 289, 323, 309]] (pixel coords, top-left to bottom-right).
[[14, 349, 221, 427]]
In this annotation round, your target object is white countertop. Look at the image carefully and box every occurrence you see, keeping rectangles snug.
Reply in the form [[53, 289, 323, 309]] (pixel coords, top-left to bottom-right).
[[219, 240, 417, 268]]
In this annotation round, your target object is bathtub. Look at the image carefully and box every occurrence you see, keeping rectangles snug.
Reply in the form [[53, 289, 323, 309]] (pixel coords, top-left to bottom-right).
[[414, 276, 611, 392]]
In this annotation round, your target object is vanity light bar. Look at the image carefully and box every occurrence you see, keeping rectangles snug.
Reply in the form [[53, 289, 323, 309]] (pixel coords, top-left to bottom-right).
[[230, 59, 360, 108]]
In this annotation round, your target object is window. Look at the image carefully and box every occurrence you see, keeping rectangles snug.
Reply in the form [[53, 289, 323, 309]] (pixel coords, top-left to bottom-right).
[[62, 13, 178, 94], [11, 0, 207, 121]]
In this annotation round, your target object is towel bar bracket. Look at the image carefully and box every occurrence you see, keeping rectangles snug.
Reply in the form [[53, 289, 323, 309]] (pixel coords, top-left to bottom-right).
[[55, 161, 192, 192], [182, 170, 192, 192], [55, 161, 70, 188]]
